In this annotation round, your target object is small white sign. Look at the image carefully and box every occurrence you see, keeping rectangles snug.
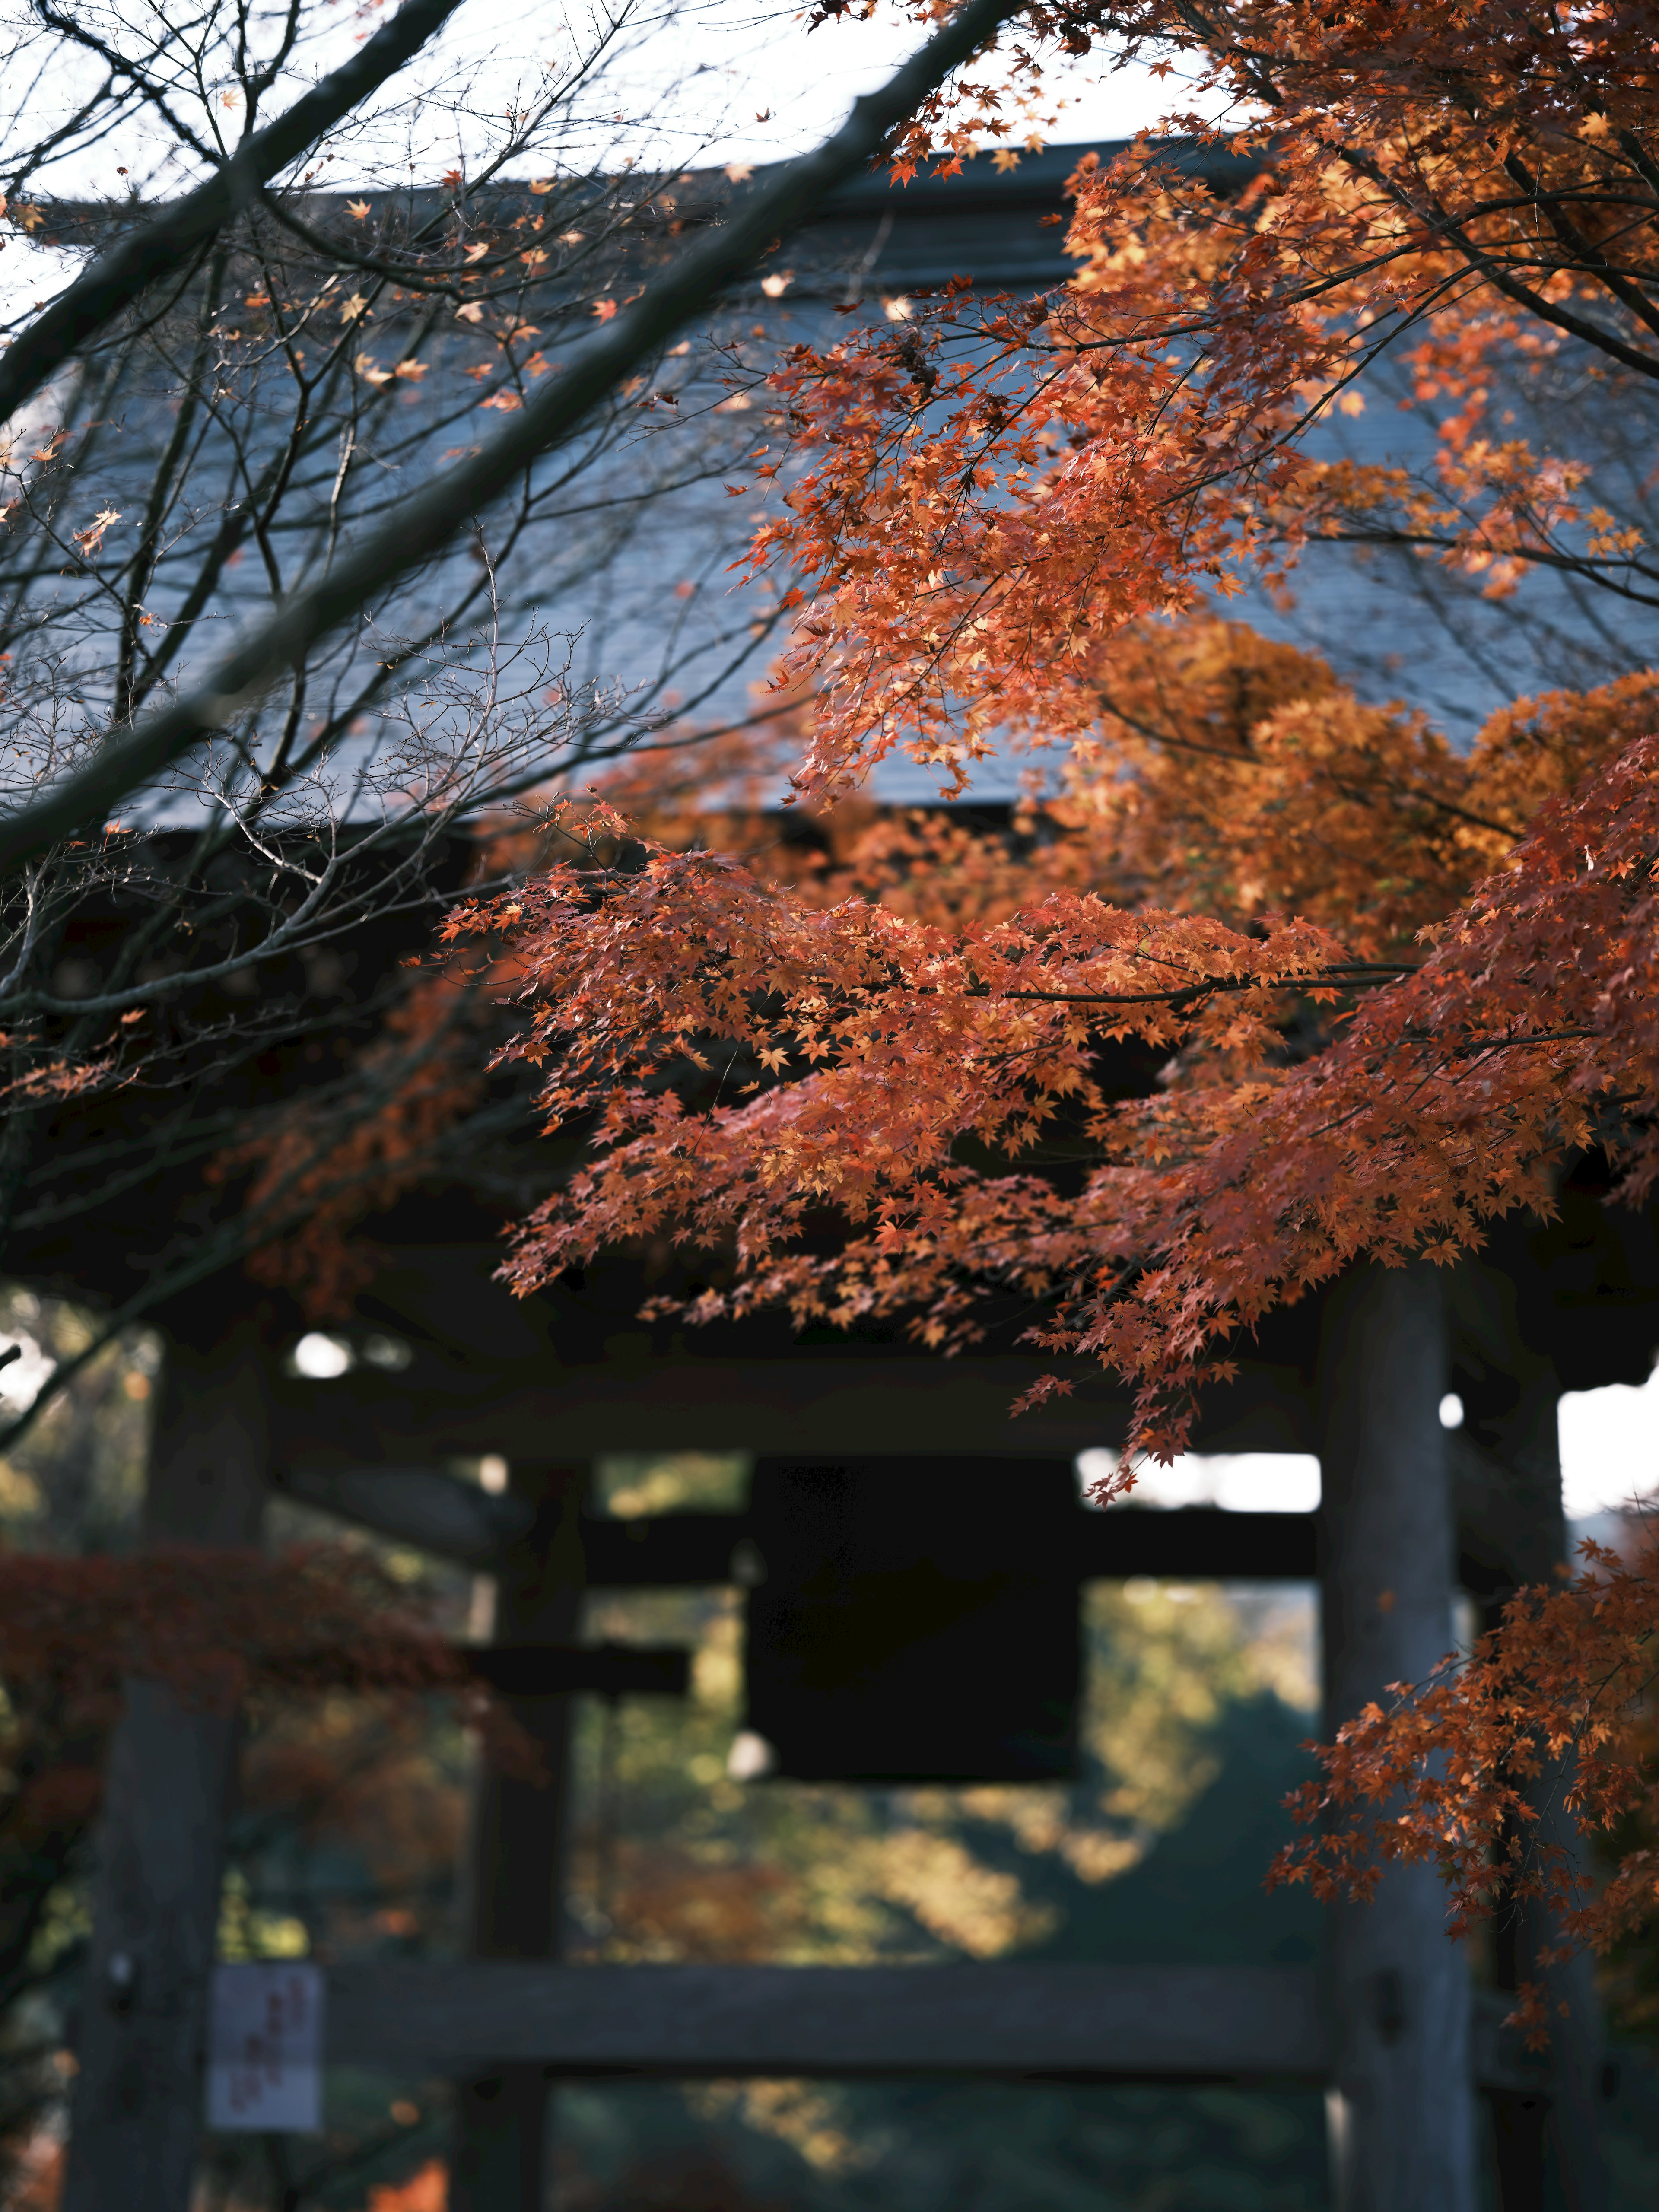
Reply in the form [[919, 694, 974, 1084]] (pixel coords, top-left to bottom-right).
[[206, 1962, 324, 2133]]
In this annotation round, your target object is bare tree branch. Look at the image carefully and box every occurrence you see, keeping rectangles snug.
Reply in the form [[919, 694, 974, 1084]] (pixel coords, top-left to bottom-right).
[[0, 0, 468, 426], [0, 0, 1027, 874]]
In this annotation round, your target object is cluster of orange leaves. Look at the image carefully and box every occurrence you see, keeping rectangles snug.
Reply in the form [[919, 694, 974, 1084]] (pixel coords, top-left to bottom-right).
[[0, 1544, 477, 1712], [428, 619, 1659, 1979], [746, 0, 1659, 800], [0, 1545, 499, 1856], [1271, 1530, 1659, 2042], [365, 2164, 448, 2212], [443, 642, 1659, 1468]]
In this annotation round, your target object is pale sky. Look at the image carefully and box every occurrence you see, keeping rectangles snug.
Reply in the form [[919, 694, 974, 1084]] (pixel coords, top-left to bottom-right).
[[621, 0, 1204, 169], [5, 0, 1196, 194], [0, 0, 1202, 328]]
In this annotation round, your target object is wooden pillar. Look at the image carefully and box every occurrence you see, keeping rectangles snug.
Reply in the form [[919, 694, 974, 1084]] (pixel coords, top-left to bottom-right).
[[1318, 1263, 1479, 2212], [451, 1460, 586, 2212], [1462, 1350, 1608, 2212], [63, 1309, 270, 2212]]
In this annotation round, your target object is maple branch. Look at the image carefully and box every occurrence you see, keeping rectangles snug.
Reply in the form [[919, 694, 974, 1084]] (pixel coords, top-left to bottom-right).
[[0, 0, 1027, 876], [1001, 960, 1417, 1007], [1408, 1026, 1605, 1055], [0, 0, 470, 424], [1309, 523, 1659, 609], [1495, 147, 1659, 346], [1615, 126, 1659, 205], [1341, 149, 1659, 382]]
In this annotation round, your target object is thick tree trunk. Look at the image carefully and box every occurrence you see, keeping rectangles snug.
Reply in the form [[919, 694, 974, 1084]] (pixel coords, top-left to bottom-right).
[[63, 1310, 270, 2212], [450, 1460, 587, 2212], [1318, 1263, 1480, 2212], [1463, 1350, 1608, 2212]]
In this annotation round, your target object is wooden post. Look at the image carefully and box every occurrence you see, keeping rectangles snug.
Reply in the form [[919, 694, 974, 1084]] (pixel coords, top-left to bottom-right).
[[63, 1308, 270, 2212], [451, 1460, 587, 2212], [1461, 1347, 1608, 2212], [1318, 1263, 1480, 2212]]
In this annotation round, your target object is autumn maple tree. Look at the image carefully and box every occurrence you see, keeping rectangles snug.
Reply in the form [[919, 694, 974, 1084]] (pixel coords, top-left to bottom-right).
[[431, 0, 1659, 1987]]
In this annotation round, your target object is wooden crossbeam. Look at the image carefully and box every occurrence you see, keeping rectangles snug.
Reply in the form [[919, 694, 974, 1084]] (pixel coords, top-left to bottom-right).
[[462, 1641, 689, 1697], [275, 1462, 1324, 1584], [580, 1507, 1320, 1586], [269, 1347, 1315, 1462], [277, 1467, 1526, 1601], [275, 1461, 529, 1566], [313, 1962, 1549, 2093], [323, 1962, 1325, 2080]]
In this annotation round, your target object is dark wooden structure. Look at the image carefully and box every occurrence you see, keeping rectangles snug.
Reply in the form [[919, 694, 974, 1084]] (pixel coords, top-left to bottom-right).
[[51, 1160, 1659, 2212]]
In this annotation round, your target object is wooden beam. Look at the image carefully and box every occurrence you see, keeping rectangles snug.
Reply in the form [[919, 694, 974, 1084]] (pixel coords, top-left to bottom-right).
[[313, 1961, 1549, 2091], [275, 1462, 531, 1566], [269, 1351, 1316, 1463], [273, 1474, 1325, 1585], [323, 1962, 1327, 2080], [278, 1465, 1518, 1597], [584, 1507, 1322, 1585], [462, 1641, 690, 1697]]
